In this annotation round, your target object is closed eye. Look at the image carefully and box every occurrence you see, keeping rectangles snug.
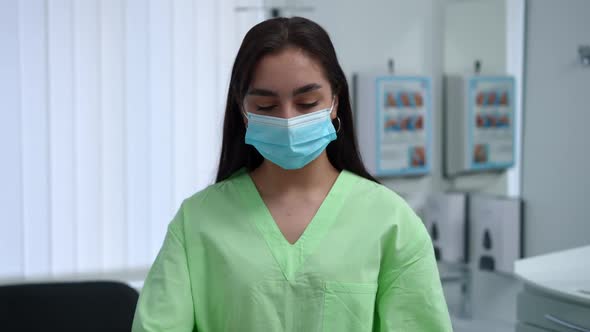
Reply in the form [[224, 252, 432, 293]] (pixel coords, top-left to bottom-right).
[[256, 105, 276, 111], [299, 101, 319, 109]]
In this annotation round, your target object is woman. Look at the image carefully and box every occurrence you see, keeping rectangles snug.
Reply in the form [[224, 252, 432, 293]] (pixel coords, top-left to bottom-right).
[[132, 17, 452, 332]]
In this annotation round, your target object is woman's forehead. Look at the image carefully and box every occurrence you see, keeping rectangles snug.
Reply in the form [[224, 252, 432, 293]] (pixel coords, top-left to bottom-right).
[[249, 48, 329, 95]]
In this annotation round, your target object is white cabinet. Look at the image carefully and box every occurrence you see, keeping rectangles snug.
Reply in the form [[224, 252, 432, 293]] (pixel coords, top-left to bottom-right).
[[514, 246, 590, 332]]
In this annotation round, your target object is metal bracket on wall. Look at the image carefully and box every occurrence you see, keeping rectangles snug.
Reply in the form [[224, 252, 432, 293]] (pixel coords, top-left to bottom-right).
[[580, 45, 590, 66], [234, 5, 314, 18]]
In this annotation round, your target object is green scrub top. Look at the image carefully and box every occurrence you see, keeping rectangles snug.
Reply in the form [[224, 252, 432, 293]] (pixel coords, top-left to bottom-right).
[[132, 169, 452, 331]]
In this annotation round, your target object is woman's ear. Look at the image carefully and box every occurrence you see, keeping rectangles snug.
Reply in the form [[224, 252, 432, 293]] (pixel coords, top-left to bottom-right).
[[330, 95, 339, 120], [240, 104, 248, 127]]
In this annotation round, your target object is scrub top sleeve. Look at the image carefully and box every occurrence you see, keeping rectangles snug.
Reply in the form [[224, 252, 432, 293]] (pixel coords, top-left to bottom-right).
[[375, 203, 453, 332], [132, 202, 196, 332]]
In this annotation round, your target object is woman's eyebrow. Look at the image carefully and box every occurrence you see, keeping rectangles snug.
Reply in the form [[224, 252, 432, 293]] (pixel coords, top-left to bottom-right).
[[247, 88, 277, 97], [246, 83, 322, 97], [292, 83, 321, 96]]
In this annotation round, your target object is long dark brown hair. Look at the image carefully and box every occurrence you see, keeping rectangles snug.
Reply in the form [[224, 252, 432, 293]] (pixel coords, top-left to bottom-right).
[[215, 16, 378, 184]]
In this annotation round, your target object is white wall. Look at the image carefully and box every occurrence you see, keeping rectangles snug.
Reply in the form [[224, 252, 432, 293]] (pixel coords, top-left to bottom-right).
[[0, 0, 262, 279], [521, 0, 590, 256], [444, 0, 506, 75], [305, 0, 512, 212], [505, 0, 526, 198]]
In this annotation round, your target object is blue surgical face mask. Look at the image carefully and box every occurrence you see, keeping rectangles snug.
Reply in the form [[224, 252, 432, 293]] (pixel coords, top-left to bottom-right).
[[244, 102, 337, 170]]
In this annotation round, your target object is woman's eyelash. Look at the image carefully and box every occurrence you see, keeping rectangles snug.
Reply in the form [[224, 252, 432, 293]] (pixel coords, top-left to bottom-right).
[[256, 105, 276, 111], [299, 101, 319, 108], [256, 101, 319, 111]]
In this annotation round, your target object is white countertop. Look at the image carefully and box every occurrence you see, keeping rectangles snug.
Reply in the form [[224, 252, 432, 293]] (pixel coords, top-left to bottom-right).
[[514, 245, 590, 305]]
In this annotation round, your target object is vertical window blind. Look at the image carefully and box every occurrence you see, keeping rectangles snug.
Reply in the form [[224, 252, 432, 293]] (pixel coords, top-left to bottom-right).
[[0, 0, 264, 279]]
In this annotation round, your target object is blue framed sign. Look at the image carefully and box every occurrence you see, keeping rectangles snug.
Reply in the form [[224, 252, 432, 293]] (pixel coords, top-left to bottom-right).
[[374, 76, 432, 176], [467, 76, 516, 170]]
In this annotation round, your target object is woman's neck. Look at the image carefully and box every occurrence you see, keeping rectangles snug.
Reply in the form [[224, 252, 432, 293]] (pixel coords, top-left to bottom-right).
[[250, 152, 340, 196]]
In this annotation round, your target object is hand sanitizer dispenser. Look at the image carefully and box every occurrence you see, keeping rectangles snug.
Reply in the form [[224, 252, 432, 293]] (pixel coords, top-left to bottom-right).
[[423, 192, 468, 263], [469, 194, 523, 274]]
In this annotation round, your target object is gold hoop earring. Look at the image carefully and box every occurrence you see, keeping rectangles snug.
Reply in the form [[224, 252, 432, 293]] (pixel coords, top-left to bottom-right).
[[335, 117, 341, 133]]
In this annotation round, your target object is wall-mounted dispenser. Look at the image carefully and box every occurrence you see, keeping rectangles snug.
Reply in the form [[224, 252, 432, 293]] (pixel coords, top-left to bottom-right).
[[355, 70, 433, 177], [423, 192, 468, 264], [444, 62, 516, 176], [469, 194, 523, 274]]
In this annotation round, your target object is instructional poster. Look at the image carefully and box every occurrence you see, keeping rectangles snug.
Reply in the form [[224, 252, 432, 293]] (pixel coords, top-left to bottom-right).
[[377, 77, 431, 175], [468, 77, 515, 169]]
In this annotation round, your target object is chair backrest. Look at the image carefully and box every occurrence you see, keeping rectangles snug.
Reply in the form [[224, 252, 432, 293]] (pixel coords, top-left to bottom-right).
[[0, 281, 139, 332]]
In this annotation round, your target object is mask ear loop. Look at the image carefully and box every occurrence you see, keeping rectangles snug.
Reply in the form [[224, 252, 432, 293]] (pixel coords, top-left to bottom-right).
[[241, 101, 249, 129]]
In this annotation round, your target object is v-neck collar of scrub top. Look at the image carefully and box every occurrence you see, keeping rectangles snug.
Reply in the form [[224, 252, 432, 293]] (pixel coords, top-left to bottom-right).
[[236, 168, 356, 281]]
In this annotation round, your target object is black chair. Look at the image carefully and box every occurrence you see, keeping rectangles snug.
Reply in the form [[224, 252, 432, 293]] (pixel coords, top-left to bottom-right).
[[0, 281, 139, 332]]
